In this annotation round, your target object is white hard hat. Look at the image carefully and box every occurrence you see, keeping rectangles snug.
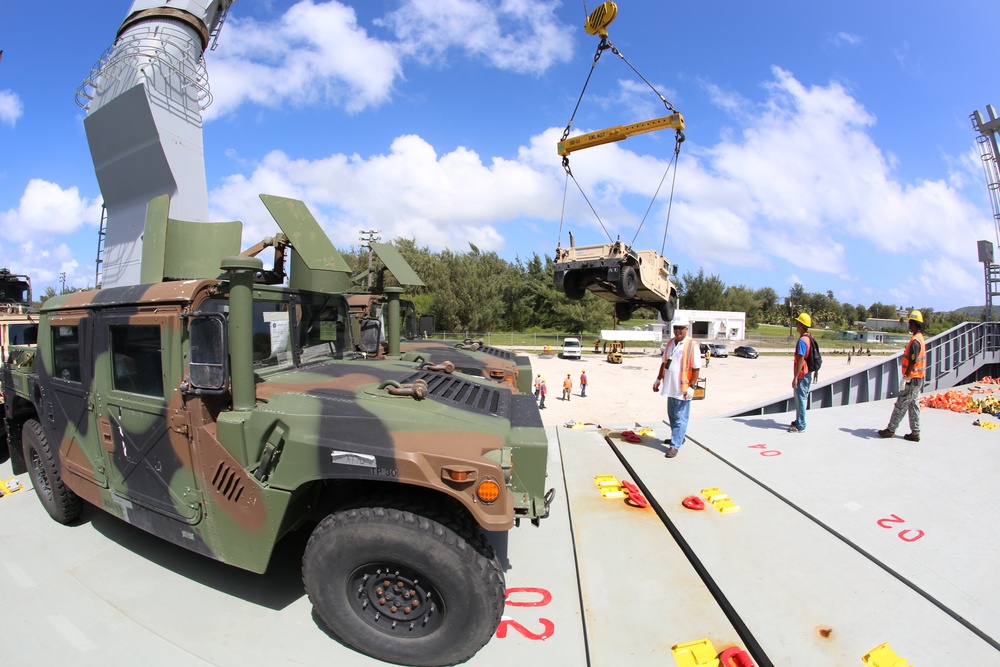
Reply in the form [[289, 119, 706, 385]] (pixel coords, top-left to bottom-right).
[[671, 317, 689, 328]]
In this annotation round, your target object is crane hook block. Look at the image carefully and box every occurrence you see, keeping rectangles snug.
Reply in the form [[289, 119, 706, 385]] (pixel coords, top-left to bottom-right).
[[584, 2, 617, 36], [557, 112, 686, 156]]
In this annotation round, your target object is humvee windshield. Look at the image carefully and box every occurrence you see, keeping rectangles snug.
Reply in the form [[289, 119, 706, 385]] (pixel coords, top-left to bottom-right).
[[7, 323, 37, 347], [203, 291, 350, 371]]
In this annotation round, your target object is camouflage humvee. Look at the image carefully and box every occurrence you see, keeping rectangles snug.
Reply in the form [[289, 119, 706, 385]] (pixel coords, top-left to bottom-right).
[[553, 239, 679, 322], [2, 200, 551, 666], [347, 293, 533, 394], [0, 268, 36, 470]]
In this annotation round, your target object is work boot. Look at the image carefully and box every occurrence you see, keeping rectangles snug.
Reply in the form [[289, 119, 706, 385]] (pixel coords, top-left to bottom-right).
[[664, 447, 679, 459], [903, 433, 920, 442], [877, 429, 895, 438]]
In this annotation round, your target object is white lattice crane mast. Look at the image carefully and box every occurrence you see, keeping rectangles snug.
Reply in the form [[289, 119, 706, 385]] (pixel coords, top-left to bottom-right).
[[77, 1, 236, 288], [971, 105, 1000, 245]]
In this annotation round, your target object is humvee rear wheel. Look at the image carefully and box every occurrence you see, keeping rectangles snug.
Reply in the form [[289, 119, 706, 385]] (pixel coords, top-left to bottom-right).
[[614, 302, 635, 322], [563, 271, 587, 300], [303, 502, 505, 666], [617, 265, 637, 299], [23, 419, 82, 524], [658, 297, 677, 323]]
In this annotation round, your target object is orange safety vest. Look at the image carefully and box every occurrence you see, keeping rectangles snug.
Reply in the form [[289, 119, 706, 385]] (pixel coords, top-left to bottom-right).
[[794, 334, 812, 379], [665, 337, 697, 393], [580, 372, 587, 386], [563, 377, 572, 389], [901, 332, 926, 379]]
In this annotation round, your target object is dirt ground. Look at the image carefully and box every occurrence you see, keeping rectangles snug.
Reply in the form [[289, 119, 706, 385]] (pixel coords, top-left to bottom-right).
[[524, 346, 864, 427]]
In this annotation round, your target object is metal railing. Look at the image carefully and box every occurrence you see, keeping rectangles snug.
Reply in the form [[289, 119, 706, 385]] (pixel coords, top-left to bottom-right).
[[722, 322, 1000, 417]]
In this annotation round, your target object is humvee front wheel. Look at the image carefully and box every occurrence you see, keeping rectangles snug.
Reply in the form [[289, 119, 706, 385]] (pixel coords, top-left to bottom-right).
[[617, 265, 637, 299], [303, 503, 505, 666], [23, 419, 82, 524]]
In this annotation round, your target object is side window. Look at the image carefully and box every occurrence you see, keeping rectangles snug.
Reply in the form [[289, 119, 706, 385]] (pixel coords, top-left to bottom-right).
[[52, 325, 81, 383], [110, 325, 164, 396]]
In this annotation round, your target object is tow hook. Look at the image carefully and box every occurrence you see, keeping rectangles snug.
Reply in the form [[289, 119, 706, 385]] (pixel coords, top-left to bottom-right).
[[532, 488, 557, 526], [379, 379, 429, 400]]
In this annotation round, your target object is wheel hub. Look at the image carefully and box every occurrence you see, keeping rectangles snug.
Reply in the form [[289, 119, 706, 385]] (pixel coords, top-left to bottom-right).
[[350, 563, 443, 637]]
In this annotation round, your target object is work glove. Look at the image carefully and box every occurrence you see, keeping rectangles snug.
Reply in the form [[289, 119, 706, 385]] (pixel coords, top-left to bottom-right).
[[684, 386, 695, 400]]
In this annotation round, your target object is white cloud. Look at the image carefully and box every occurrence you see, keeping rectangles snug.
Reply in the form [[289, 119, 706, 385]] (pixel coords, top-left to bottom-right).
[[830, 32, 862, 48], [379, 0, 573, 74], [203, 0, 573, 120], [0, 90, 23, 126], [209, 134, 564, 254], [0, 179, 102, 239], [205, 1, 402, 118]]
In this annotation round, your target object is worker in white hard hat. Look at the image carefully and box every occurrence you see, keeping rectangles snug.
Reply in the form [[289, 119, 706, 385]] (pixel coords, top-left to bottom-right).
[[652, 316, 702, 458], [789, 312, 816, 433], [878, 310, 926, 442]]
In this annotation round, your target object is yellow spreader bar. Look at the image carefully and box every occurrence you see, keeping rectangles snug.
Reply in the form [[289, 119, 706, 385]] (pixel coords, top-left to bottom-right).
[[557, 112, 685, 156]]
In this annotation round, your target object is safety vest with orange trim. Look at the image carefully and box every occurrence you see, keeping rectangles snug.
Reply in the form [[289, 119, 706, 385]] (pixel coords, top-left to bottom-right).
[[664, 337, 698, 393], [902, 332, 926, 379]]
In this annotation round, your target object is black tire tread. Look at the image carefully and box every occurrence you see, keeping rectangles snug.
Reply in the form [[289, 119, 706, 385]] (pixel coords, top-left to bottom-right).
[[23, 418, 82, 524], [303, 495, 505, 666]]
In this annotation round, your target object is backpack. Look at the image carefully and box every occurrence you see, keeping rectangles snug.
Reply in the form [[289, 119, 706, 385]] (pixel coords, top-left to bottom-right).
[[805, 333, 822, 373]]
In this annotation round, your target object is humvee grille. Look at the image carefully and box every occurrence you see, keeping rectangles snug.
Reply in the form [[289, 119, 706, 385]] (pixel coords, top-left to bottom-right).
[[479, 345, 515, 362], [211, 461, 246, 503], [402, 371, 509, 417]]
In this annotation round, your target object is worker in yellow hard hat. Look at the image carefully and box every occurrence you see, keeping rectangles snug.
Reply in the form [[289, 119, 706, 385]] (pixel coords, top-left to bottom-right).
[[789, 312, 817, 433], [878, 310, 926, 441]]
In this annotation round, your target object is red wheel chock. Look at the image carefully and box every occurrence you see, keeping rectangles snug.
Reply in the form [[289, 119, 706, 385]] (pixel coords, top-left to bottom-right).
[[719, 646, 755, 667], [620, 480, 648, 508], [682, 495, 706, 510], [620, 430, 642, 443]]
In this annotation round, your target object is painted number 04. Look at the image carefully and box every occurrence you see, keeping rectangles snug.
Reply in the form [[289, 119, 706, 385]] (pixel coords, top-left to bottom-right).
[[877, 513, 925, 542], [495, 587, 555, 641]]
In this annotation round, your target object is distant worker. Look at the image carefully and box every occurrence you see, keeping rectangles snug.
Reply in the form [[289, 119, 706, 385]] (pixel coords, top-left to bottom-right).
[[788, 313, 814, 433], [539, 377, 547, 409], [878, 310, 926, 442], [594, 339, 600, 353], [704, 347, 710, 367], [652, 317, 702, 459], [534, 373, 542, 400], [580, 369, 588, 397], [562, 373, 572, 401]]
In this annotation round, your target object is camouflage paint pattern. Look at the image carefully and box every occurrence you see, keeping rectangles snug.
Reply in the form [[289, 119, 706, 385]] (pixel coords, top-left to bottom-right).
[[4, 279, 548, 574]]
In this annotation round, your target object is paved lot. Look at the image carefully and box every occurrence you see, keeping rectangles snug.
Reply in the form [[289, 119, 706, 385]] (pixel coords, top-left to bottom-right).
[[526, 346, 865, 426]]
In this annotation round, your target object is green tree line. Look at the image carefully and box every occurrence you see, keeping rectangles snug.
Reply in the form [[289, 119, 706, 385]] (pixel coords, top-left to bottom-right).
[[47, 241, 981, 335]]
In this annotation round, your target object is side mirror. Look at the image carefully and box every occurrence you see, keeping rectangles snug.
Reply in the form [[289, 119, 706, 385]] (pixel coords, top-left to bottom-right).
[[188, 314, 228, 393]]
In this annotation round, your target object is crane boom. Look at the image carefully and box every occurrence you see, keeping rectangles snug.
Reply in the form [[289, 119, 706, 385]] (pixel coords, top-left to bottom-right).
[[557, 112, 685, 157]]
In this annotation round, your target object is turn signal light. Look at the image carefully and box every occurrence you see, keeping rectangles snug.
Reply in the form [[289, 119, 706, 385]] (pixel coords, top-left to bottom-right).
[[477, 479, 501, 504]]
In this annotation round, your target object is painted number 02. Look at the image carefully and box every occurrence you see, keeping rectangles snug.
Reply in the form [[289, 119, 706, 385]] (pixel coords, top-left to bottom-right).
[[495, 587, 555, 641], [877, 513, 925, 542]]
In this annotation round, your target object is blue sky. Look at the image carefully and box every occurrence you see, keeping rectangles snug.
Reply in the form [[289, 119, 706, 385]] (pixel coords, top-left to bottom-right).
[[0, 0, 997, 311]]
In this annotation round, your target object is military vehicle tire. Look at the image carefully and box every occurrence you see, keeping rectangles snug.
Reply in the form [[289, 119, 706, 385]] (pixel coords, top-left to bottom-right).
[[23, 419, 82, 524], [563, 271, 587, 300], [303, 501, 505, 666], [617, 265, 638, 299], [658, 297, 677, 323], [614, 302, 635, 322]]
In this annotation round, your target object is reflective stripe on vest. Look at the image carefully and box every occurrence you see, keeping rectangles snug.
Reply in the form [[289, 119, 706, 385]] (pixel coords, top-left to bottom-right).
[[666, 337, 697, 393], [902, 332, 926, 379]]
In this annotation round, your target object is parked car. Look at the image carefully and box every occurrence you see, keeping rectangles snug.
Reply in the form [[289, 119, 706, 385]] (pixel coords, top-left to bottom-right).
[[709, 343, 729, 358], [562, 337, 582, 359], [734, 345, 759, 359]]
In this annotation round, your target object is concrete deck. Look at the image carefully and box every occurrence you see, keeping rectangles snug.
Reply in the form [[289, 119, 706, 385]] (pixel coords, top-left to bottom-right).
[[3, 384, 999, 665]]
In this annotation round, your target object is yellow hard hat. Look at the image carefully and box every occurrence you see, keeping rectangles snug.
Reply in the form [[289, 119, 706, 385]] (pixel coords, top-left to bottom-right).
[[795, 312, 812, 328], [908, 309, 923, 323]]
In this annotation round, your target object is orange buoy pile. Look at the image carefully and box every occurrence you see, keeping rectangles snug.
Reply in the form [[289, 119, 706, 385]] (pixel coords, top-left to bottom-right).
[[920, 377, 1000, 416]]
